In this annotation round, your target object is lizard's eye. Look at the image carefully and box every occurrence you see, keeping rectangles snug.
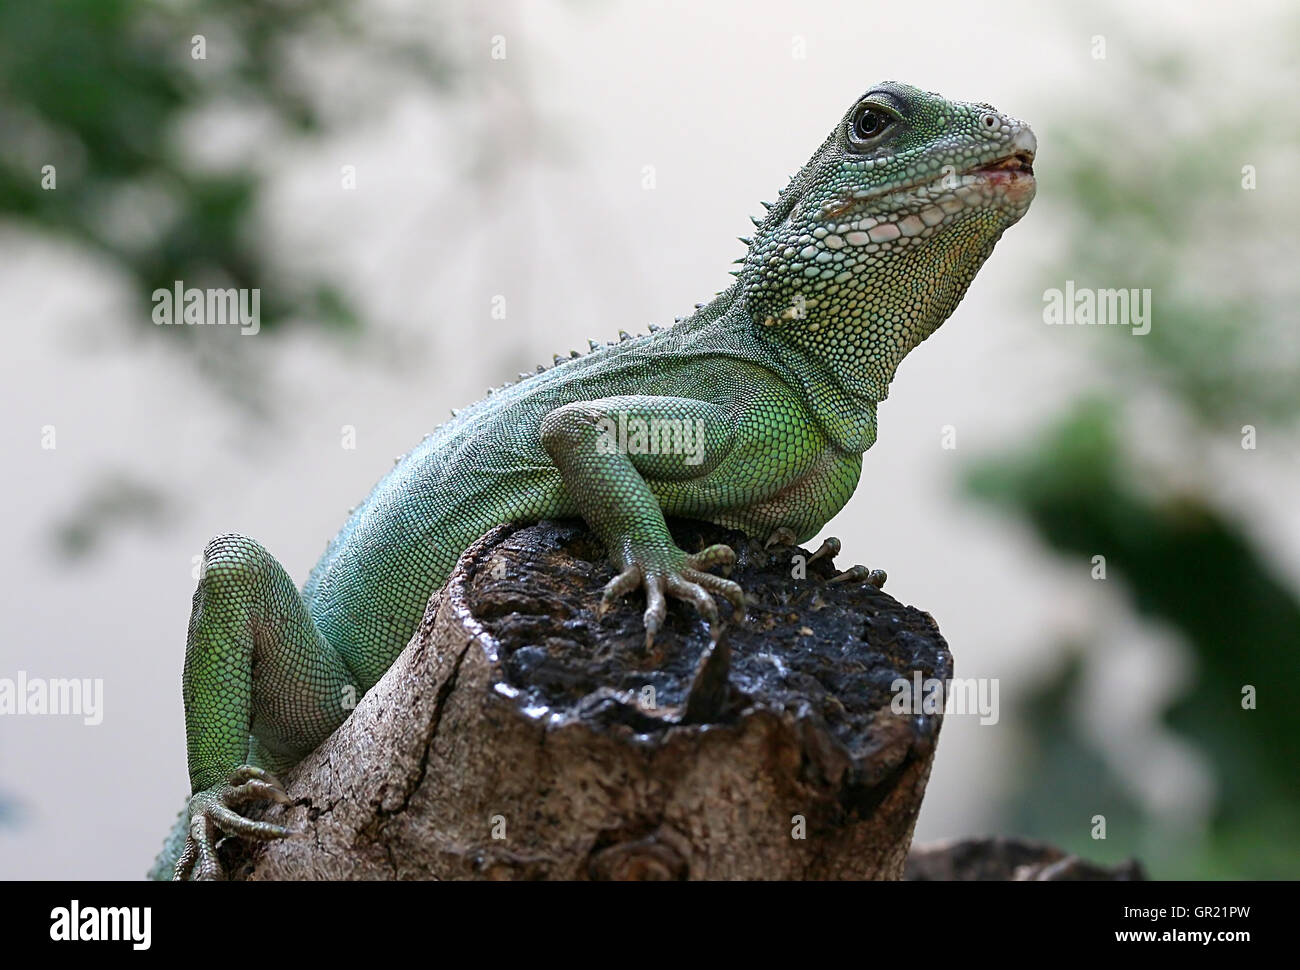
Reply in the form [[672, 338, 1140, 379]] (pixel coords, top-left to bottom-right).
[[850, 105, 891, 145]]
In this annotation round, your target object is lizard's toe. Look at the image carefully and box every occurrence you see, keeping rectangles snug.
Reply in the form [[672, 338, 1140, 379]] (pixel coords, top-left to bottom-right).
[[206, 802, 293, 842], [183, 815, 223, 881], [173, 821, 201, 880], [227, 778, 292, 807], [599, 565, 643, 619], [828, 564, 887, 587], [682, 568, 745, 621], [224, 765, 280, 788], [807, 536, 841, 565], [684, 542, 736, 575], [642, 574, 668, 648], [664, 573, 721, 637]]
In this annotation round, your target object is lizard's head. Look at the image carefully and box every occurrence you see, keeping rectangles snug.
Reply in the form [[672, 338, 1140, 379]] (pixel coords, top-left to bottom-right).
[[740, 82, 1036, 400]]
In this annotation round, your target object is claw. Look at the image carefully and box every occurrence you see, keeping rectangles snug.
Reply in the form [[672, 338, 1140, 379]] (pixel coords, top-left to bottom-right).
[[827, 564, 869, 584], [643, 574, 667, 648], [828, 564, 887, 587], [599, 565, 642, 618], [764, 526, 798, 549], [807, 536, 841, 565]]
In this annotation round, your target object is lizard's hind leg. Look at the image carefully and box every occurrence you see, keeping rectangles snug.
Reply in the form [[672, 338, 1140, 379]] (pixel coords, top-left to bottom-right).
[[171, 533, 356, 880]]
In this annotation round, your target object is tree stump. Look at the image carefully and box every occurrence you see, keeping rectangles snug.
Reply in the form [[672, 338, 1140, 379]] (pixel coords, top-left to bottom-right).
[[232, 519, 952, 880]]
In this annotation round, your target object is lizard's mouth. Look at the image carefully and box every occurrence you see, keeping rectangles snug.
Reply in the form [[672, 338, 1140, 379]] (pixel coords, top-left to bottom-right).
[[967, 150, 1035, 178], [818, 149, 1036, 221]]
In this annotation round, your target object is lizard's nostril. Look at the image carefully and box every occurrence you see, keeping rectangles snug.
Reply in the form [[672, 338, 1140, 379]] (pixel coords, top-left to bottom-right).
[[1011, 126, 1037, 160]]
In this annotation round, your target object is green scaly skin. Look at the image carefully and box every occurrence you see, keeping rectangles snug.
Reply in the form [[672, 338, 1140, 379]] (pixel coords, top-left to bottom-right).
[[152, 82, 1036, 879]]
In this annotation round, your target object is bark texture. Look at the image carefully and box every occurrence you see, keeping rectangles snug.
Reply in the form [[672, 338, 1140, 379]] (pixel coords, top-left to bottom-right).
[[231, 519, 952, 880]]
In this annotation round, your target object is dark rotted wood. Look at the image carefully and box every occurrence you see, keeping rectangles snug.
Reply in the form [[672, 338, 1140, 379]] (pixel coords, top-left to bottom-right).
[[233, 519, 952, 879], [906, 836, 1147, 880]]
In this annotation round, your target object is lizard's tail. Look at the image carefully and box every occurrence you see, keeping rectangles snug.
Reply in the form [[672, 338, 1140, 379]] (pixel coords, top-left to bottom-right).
[[146, 803, 189, 881]]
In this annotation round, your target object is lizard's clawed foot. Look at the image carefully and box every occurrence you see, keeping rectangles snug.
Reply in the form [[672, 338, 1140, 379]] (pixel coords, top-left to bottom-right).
[[599, 543, 745, 648], [173, 765, 294, 881]]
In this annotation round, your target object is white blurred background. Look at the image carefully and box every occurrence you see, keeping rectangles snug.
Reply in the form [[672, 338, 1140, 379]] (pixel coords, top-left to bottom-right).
[[1, 0, 1295, 878]]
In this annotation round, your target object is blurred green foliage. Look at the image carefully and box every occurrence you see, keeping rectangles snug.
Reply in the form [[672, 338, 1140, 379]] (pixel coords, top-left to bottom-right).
[[0, 0, 460, 557], [967, 44, 1299, 877], [0, 0, 454, 349]]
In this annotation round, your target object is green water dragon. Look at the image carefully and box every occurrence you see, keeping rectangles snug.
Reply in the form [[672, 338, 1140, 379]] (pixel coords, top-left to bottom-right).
[[152, 81, 1037, 879]]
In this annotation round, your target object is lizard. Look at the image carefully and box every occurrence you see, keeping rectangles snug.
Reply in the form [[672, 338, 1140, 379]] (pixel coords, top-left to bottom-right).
[[151, 81, 1036, 879]]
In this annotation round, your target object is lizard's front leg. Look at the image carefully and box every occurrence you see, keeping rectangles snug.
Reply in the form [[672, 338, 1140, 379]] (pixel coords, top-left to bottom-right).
[[540, 395, 745, 646]]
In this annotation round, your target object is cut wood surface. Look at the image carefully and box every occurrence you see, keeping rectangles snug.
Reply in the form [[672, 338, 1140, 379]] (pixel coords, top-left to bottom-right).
[[230, 519, 952, 880]]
